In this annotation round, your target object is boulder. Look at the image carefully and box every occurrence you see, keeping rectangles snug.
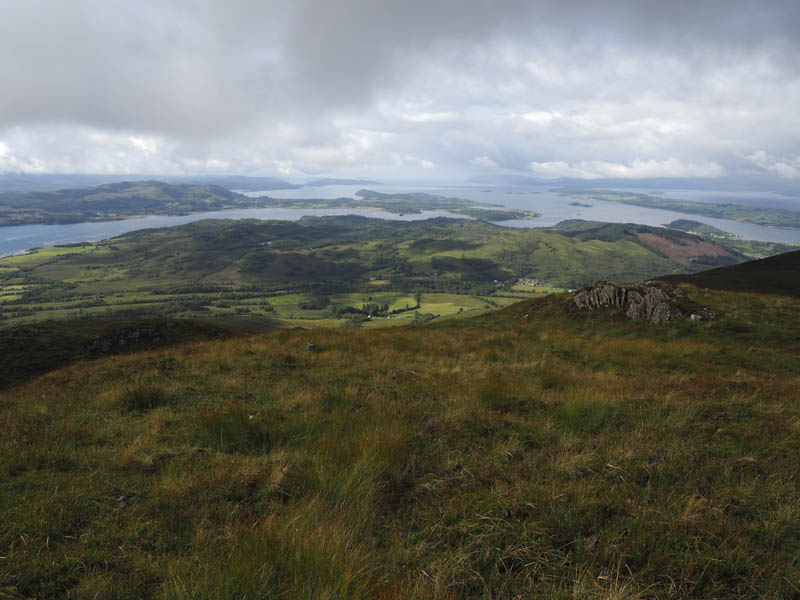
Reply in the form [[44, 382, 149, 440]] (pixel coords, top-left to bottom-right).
[[689, 307, 719, 322]]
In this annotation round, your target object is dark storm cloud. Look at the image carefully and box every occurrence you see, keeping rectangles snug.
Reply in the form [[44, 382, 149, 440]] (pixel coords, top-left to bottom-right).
[[0, 0, 798, 177]]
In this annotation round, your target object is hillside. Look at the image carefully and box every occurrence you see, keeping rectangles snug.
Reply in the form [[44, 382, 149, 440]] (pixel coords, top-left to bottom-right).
[[0, 216, 747, 328], [2, 276, 800, 598], [0, 317, 247, 389], [663, 219, 799, 258], [658, 249, 800, 296]]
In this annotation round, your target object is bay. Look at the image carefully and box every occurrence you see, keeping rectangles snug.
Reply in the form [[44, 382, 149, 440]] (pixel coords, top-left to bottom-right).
[[3, 183, 800, 257]]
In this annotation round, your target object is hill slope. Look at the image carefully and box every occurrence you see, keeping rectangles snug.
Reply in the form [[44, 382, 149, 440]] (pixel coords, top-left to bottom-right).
[[2, 279, 799, 598], [658, 249, 800, 296]]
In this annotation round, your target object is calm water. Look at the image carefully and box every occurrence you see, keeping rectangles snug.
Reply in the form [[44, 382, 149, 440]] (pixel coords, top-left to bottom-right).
[[0, 207, 465, 257], [3, 184, 800, 257], [257, 184, 800, 243]]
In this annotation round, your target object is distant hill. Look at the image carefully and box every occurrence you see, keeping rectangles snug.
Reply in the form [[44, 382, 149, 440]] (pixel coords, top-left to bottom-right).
[[0, 173, 300, 193], [465, 173, 800, 195], [657, 249, 800, 296], [304, 178, 380, 187], [173, 175, 297, 191], [0, 180, 256, 226], [0, 173, 385, 194]]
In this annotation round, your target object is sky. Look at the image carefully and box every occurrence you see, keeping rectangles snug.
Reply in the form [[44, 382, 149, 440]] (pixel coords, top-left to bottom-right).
[[0, 0, 799, 182]]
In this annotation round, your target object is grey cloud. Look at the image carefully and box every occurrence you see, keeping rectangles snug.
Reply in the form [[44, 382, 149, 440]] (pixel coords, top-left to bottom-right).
[[0, 0, 798, 179]]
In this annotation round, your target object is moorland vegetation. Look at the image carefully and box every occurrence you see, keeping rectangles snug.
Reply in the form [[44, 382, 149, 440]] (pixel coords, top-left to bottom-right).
[[1, 255, 800, 598]]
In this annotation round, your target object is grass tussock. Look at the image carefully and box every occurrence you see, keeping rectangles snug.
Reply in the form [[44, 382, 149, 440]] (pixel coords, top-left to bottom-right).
[[119, 381, 171, 411], [2, 288, 800, 598], [197, 402, 272, 454]]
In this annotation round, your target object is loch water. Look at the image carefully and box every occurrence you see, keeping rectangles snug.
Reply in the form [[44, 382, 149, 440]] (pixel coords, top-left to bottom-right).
[[3, 184, 800, 257]]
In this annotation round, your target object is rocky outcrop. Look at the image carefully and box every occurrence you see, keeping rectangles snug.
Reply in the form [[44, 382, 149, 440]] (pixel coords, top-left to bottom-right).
[[573, 282, 681, 324], [85, 326, 162, 354]]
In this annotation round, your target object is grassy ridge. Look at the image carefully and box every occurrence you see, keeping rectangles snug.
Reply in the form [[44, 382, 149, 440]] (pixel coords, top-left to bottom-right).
[[658, 249, 800, 297], [2, 287, 800, 598], [0, 317, 247, 389]]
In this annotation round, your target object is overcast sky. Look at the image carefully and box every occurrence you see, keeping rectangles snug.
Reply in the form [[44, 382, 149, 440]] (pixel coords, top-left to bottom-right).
[[0, 0, 798, 181]]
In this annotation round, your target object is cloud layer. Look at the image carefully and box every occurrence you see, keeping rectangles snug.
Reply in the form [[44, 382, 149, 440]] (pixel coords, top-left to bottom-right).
[[0, 0, 799, 180]]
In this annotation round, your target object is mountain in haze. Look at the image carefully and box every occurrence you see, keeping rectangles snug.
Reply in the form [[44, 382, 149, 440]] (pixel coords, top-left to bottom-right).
[[303, 178, 380, 187], [0, 173, 299, 194], [0, 173, 385, 195], [467, 174, 800, 196]]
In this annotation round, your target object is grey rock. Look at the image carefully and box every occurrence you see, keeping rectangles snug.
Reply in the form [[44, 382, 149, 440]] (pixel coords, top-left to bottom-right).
[[573, 282, 680, 324], [85, 327, 160, 354], [689, 307, 719, 322]]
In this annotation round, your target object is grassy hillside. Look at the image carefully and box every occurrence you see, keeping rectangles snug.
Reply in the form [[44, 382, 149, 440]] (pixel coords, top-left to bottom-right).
[[0, 317, 252, 389], [0, 216, 746, 328], [658, 249, 800, 296], [2, 281, 800, 598], [663, 219, 799, 258]]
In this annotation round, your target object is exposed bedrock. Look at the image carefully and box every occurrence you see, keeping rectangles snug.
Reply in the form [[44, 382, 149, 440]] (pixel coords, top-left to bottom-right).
[[573, 282, 680, 324]]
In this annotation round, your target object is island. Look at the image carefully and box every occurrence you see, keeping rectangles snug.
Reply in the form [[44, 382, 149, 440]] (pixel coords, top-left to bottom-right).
[[562, 188, 800, 229], [0, 181, 539, 227]]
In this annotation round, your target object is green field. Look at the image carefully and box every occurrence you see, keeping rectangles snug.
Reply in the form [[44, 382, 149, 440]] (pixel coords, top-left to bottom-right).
[[0, 215, 756, 329]]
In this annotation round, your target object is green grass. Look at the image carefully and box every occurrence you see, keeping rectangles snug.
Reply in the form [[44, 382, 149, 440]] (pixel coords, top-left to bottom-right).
[[2, 286, 800, 598], [119, 381, 172, 411]]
